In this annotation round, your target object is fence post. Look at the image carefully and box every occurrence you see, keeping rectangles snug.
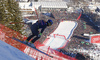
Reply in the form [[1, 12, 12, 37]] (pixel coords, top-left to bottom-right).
[[47, 46, 50, 55]]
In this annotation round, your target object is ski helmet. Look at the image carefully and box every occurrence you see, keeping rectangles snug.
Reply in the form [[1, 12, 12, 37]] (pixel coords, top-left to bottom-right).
[[47, 19, 53, 26]]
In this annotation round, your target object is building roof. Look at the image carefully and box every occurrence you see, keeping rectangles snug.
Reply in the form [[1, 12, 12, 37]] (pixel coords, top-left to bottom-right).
[[19, 2, 68, 11], [33, 2, 68, 8]]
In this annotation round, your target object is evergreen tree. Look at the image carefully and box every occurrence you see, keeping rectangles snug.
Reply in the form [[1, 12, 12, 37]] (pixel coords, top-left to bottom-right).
[[0, 0, 24, 34]]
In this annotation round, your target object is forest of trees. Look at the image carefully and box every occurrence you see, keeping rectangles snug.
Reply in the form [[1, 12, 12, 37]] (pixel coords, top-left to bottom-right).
[[0, 0, 24, 34]]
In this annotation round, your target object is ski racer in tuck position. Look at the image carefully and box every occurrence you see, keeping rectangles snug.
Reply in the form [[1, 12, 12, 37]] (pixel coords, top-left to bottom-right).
[[24, 19, 53, 47]]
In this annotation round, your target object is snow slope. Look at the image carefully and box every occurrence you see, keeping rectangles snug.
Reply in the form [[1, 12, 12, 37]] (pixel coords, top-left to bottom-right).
[[43, 21, 78, 49], [0, 40, 35, 60]]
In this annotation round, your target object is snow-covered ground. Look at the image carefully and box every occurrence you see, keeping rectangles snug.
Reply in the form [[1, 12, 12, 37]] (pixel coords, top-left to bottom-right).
[[43, 21, 78, 49], [0, 40, 35, 60]]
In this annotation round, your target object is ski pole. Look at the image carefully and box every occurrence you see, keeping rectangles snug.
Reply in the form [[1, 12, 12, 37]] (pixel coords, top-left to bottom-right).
[[10, 22, 25, 24]]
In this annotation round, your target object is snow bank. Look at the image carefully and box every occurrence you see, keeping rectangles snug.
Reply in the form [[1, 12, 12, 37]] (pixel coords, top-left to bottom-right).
[[0, 40, 35, 60]]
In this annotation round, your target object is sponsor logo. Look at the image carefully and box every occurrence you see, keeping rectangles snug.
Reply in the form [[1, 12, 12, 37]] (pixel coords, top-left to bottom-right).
[[91, 36, 100, 43]]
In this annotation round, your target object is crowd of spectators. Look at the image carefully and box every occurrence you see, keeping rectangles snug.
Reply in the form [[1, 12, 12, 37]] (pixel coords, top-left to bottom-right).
[[62, 12, 99, 59], [51, 10, 99, 60]]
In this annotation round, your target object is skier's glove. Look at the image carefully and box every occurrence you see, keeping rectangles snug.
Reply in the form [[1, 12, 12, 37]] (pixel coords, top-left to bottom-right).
[[38, 33, 42, 37]]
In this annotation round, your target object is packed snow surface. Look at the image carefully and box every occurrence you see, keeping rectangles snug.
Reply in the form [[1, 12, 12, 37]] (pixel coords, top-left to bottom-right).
[[0, 40, 35, 60]]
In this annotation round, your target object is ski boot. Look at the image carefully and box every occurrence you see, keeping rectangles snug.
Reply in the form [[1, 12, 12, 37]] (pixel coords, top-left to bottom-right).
[[28, 42, 36, 48]]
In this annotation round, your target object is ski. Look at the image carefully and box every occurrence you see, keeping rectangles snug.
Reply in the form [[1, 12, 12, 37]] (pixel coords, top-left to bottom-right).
[[10, 37, 53, 58]]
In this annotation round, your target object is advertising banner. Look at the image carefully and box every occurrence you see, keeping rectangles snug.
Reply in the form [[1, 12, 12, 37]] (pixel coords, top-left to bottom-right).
[[90, 34, 100, 43]]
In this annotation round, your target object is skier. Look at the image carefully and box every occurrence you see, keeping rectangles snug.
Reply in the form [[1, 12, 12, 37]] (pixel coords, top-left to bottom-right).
[[24, 19, 53, 47]]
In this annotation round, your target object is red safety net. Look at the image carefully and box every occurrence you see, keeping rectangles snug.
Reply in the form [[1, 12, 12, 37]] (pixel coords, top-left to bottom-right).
[[0, 24, 77, 60]]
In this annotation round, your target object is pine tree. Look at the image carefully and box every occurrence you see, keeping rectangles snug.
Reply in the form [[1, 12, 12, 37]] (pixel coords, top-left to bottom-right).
[[0, 0, 7, 24], [0, 0, 24, 34]]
